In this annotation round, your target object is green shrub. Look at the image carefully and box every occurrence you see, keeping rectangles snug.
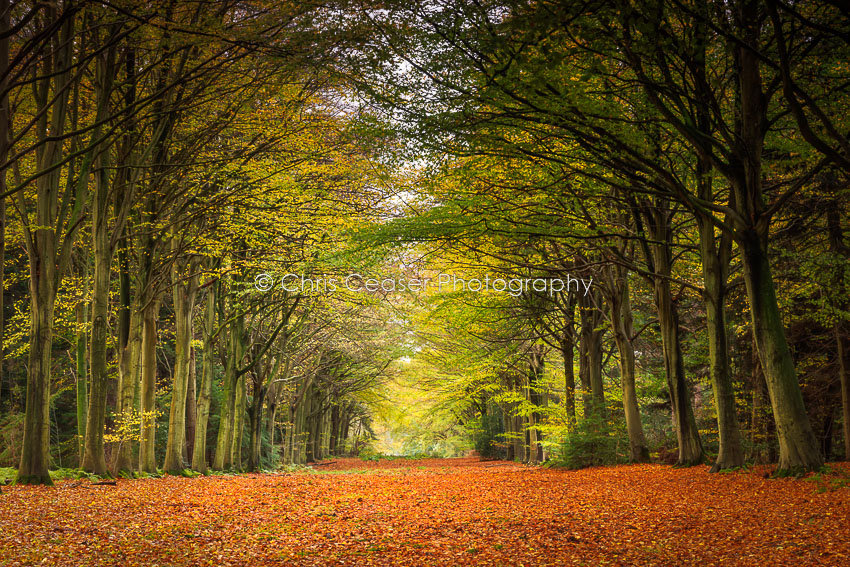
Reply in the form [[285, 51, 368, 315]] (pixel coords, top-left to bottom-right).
[[0, 467, 15, 484], [48, 468, 107, 482], [548, 412, 629, 470], [469, 409, 505, 459], [357, 443, 382, 460]]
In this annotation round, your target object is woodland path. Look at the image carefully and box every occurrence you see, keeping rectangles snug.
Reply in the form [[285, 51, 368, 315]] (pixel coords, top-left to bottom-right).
[[1, 458, 848, 566]]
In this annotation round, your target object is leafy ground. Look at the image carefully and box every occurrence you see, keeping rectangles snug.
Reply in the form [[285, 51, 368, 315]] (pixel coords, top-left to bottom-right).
[[1, 458, 849, 566]]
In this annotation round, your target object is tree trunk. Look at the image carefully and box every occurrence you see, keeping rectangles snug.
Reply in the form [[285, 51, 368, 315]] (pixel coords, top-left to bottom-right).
[[749, 334, 771, 464], [838, 324, 850, 461], [75, 301, 88, 465], [139, 299, 160, 474], [560, 294, 577, 427], [213, 362, 236, 470], [18, 290, 56, 485], [81, 37, 117, 476], [214, 310, 243, 470], [293, 399, 304, 464], [293, 401, 304, 464], [163, 254, 200, 474], [284, 421, 293, 464], [192, 284, 216, 473], [339, 403, 351, 456], [506, 373, 526, 462], [638, 199, 704, 466], [607, 267, 649, 463], [247, 381, 266, 472], [527, 345, 545, 463], [825, 207, 849, 461], [185, 345, 197, 465], [731, 10, 821, 473], [630, 193, 704, 466], [0, 0, 7, 414], [113, 305, 140, 474], [112, 44, 138, 474], [81, 234, 110, 474], [17, 8, 77, 486], [231, 372, 246, 470], [321, 409, 330, 459], [282, 413, 293, 465], [739, 229, 822, 472], [305, 386, 317, 463], [112, 232, 139, 474], [513, 414, 525, 462], [266, 397, 278, 462], [579, 292, 605, 421], [699, 224, 745, 472], [654, 274, 703, 465], [693, 157, 745, 471], [290, 369, 316, 465], [329, 402, 340, 456]]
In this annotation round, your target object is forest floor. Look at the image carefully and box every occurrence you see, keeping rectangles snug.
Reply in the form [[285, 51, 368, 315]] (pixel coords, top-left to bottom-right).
[[1, 458, 849, 566]]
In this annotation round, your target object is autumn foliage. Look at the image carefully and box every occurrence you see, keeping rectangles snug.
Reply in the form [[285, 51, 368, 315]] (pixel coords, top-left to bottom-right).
[[2, 458, 849, 566]]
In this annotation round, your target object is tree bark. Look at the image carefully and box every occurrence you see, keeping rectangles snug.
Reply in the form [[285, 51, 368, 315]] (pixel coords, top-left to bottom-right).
[[17, 9, 77, 485], [185, 346, 197, 465], [578, 291, 605, 421], [825, 207, 849, 461], [231, 369, 247, 470], [192, 283, 216, 473], [0, 0, 8, 414], [75, 300, 88, 466], [527, 345, 545, 463], [633, 197, 704, 466], [560, 294, 577, 427], [725, 3, 821, 473], [739, 228, 822, 472], [339, 403, 351, 456], [139, 298, 160, 474], [163, 252, 200, 474], [837, 324, 849, 461], [247, 380, 266, 471], [329, 402, 340, 456], [299, 382, 312, 464], [18, 289, 56, 485], [113, 303, 140, 474], [112, 45, 139, 475], [81, 35, 118, 476], [293, 394, 307, 464], [696, 174, 745, 471], [606, 266, 650, 463], [214, 312, 243, 470], [306, 389, 321, 462], [213, 356, 236, 470], [266, 394, 278, 462], [81, 241, 110, 474], [700, 242, 744, 471], [654, 273, 703, 465]]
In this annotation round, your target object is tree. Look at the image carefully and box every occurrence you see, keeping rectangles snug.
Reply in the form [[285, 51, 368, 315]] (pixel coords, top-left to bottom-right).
[[15, 5, 86, 485]]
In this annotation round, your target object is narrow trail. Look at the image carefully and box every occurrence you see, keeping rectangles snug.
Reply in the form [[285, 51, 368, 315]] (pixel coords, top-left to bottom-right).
[[1, 458, 848, 566]]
